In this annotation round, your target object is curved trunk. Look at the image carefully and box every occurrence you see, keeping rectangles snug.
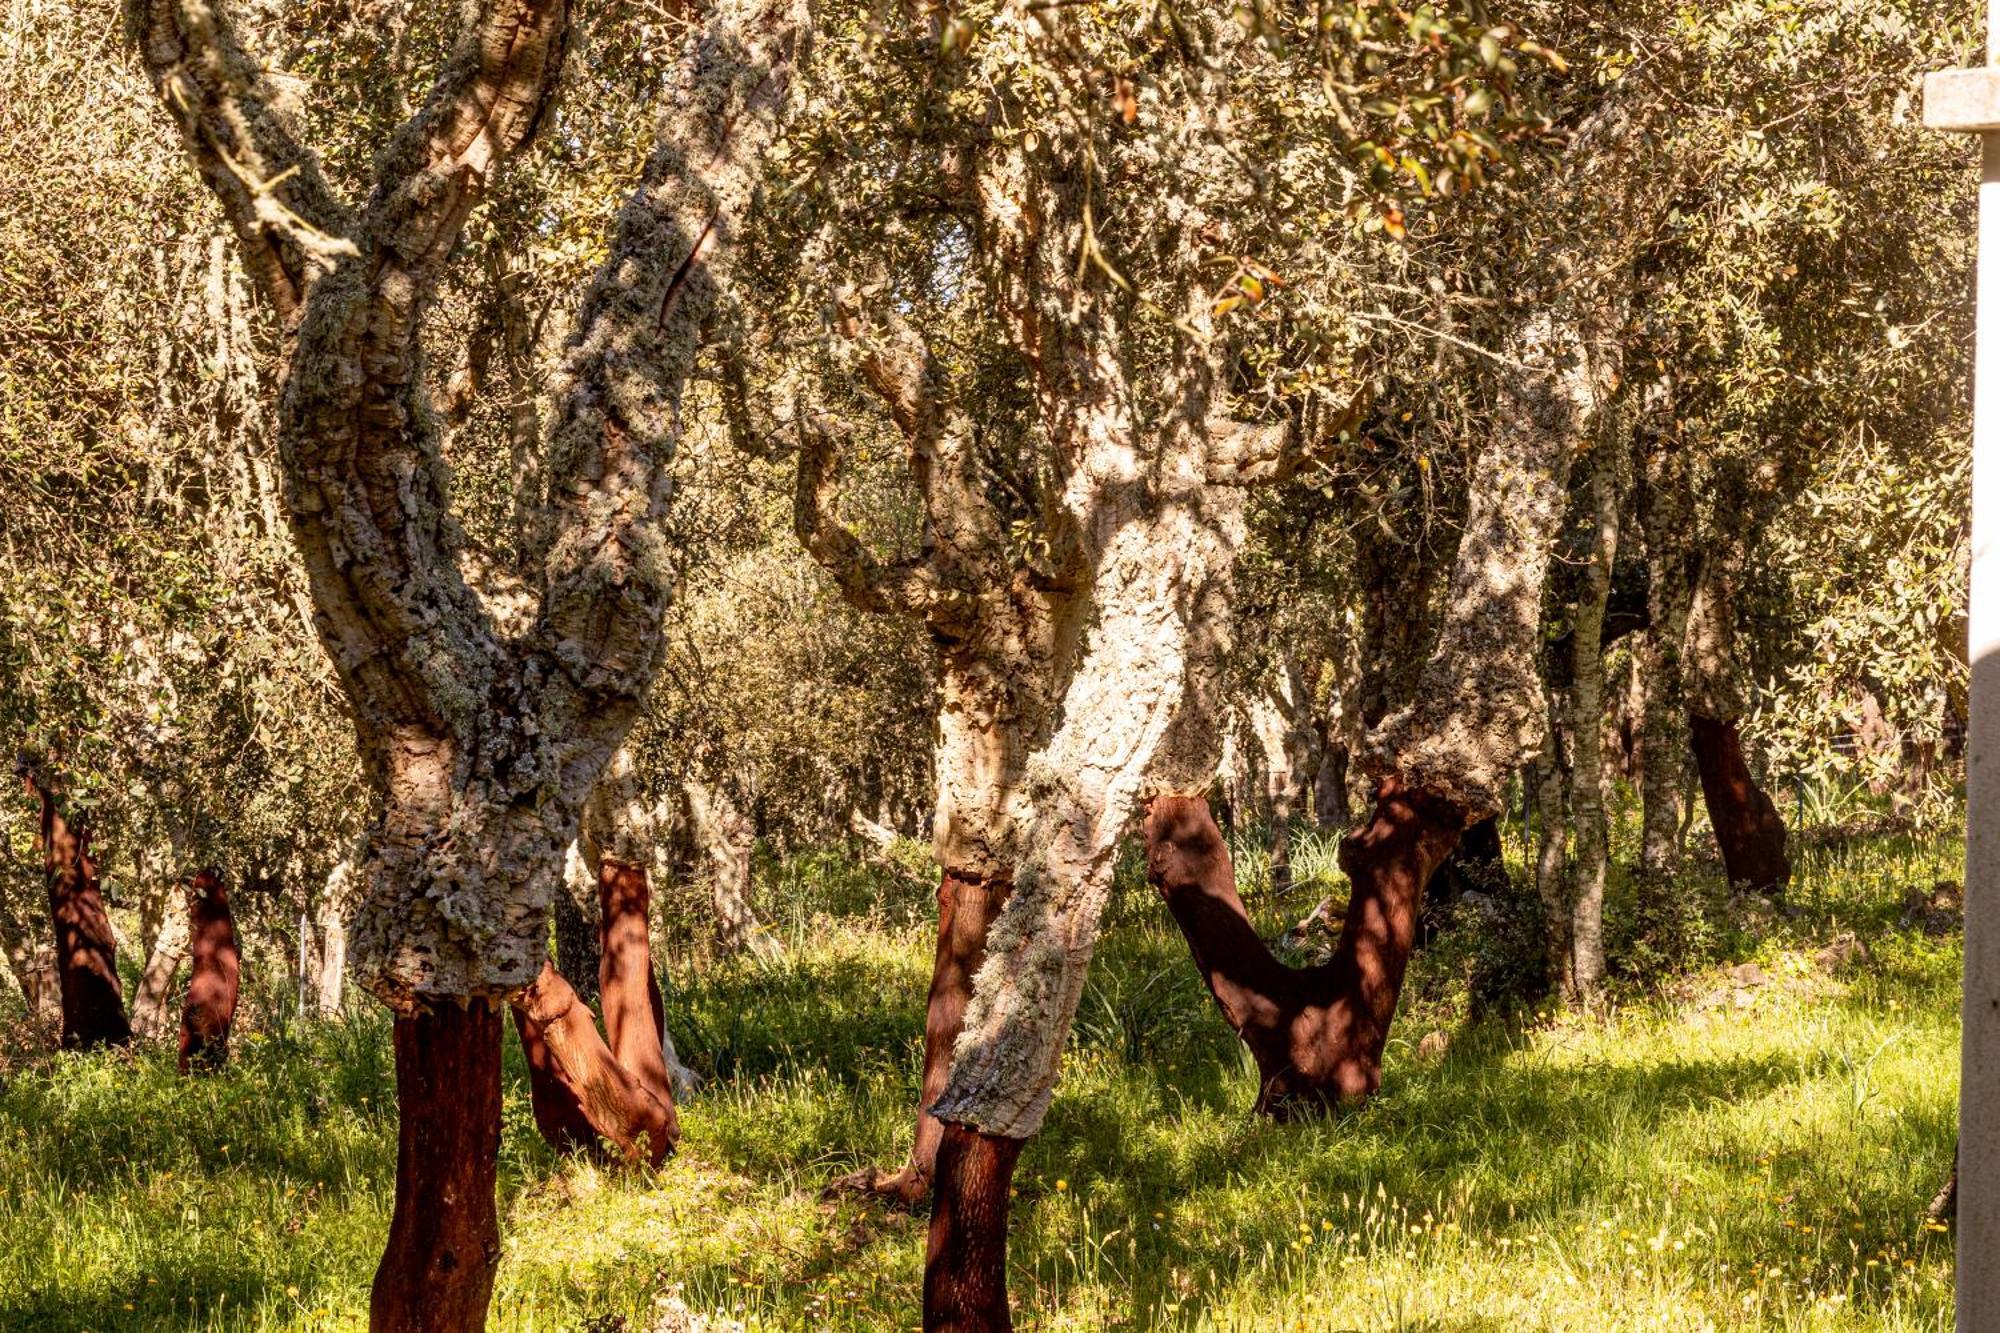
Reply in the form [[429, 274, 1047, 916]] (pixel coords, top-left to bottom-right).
[[596, 857, 678, 1115], [371, 999, 503, 1333], [510, 961, 677, 1165], [923, 1122, 1022, 1333], [25, 775, 129, 1050], [178, 870, 241, 1072], [837, 867, 1012, 1205], [1689, 714, 1791, 892], [1150, 788, 1460, 1114], [509, 1004, 602, 1158]]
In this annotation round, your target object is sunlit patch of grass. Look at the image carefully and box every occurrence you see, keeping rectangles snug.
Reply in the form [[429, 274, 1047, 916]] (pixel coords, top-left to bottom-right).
[[0, 824, 1963, 1330]]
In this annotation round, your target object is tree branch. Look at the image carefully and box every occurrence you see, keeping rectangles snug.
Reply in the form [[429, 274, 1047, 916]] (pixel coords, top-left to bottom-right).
[[125, 0, 354, 322], [793, 415, 946, 617], [534, 0, 807, 773]]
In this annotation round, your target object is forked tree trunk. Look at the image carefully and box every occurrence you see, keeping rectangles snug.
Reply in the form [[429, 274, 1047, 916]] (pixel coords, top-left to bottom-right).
[[1149, 788, 1460, 1113], [924, 1122, 1023, 1333], [371, 1000, 504, 1333], [24, 774, 130, 1050], [510, 961, 677, 1164], [130, 0, 802, 1321], [596, 857, 677, 1115], [178, 869, 241, 1072], [836, 867, 1012, 1205], [1689, 714, 1791, 892]]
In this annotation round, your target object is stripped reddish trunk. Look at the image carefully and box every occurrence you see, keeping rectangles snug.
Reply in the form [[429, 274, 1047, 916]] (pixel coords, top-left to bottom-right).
[[596, 857, 676, 1112], [177, 869, 240, 1072], [1688, 714, 1790, 892], [23, 774, 129, 1050], [1150, 783, 1460, 1116], [837, 867, 1012, 1206], [371, 999, 503, 1333], [510, 961, 677, 1165], [924, 1121, 1022, 1333], [509, 1005, 602, 1158]]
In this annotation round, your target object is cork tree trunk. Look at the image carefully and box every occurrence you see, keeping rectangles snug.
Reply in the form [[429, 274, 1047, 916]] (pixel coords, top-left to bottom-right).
[[597, 857, 679, 1120], [1684, 554, 1791, 892], [131, 894, 190, 1040], [371, 1000, 504, 1332], [684, 777, 780, 960], [21, 769, 130, 1051], [132, 0, 803, 1319], [1634, 426, 1696, 878], [1150, 789, 1460, 1112], [178, 869, 241, 1072]]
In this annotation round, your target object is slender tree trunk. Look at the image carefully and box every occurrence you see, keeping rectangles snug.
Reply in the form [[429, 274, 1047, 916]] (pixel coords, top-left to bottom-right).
[[310, 849, 361, 1020], [510, 961, 677, 1164], [1533, 705, 1572, 994], [131, 902, 190, 1040], [597, 857, 677, 1116], [1634, 421, 1694, 878], [1689, 714, 1792, 892], [836, 867, 1012, 1205], [1313, 738, 1350, 829], [1567, 446, 1626, 998], [178, 870, 241, 1072], [0, 927, 61, 1032], [686, 778, 780, 960], [924, 1122, 1023, 1333], [23, 773, 130, 1050], [1150, 787, 1461, 1113], [371, 1000, 503, 1333]]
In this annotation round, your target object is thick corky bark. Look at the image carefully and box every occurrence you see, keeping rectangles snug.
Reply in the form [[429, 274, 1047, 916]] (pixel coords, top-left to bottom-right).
[[371, 1000, 504, 1332], [684, 777, 778, 959], [22, 771, 130, 1050], [178, 869, 241, 1072]]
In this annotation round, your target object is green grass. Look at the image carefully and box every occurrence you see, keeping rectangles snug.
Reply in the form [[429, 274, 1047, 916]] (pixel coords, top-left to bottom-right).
[[0, 826, 1963, 1330]]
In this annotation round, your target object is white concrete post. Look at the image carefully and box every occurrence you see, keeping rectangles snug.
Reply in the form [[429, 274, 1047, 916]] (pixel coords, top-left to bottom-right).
[[1927, 20, 2000, 1329]]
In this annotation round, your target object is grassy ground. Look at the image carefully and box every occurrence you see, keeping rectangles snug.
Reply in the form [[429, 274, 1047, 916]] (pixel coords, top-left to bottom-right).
[[0, 820, 1964, 1331]]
